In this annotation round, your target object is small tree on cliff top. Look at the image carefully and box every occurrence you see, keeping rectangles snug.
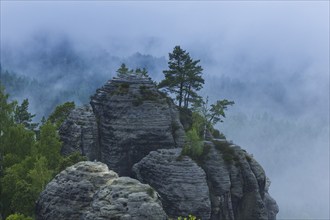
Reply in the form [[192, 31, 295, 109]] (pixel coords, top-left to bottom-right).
[[158, 46, 204, 109]]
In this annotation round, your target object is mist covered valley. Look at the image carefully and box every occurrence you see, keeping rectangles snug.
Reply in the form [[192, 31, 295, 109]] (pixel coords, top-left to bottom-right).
[[1, 1, 329, 219]]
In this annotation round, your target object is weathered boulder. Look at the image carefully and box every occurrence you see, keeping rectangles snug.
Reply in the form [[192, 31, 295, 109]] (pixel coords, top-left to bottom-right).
[[90, 75, 185, 176], [36, 161, 167, 220], [133, 148, 211, 219], [59, 104, 99, 160], [133, 141, 279, 220]]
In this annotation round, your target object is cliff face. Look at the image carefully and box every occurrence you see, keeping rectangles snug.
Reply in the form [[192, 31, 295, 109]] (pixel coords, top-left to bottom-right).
[[57, 75, 278, 219], [59, 104, 99, 160], [133, 149, 211, 219], [60, 75, 185, 176], [133, 141, 278, 220], [36, 161, 167, 220]]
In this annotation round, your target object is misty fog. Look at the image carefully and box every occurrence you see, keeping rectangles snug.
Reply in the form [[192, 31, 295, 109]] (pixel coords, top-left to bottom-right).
[[1, 1, 329, 219]]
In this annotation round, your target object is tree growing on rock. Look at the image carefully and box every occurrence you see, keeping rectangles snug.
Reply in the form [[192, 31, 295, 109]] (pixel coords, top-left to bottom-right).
[[116, 63, 149, 78], [159, 46, 204, 108], [192, 96, 234, 139]]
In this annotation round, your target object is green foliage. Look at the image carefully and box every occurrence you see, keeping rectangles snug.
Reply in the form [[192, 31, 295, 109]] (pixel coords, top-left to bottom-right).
[[5, 213, 33, 220], [211, 128, 226, 139], [14, 99, 38, 131], [1, 157, 36, 217], [135, 67, 149, 77], [176, 215, 200, 220], [47, 101, 75, 128], [139, 85, 159, 101], [111, 83, 131, 96], [0, 90, 81, 218], [119, 83, 130, 94], [28, 156, 53, 192], [181, 128, 204, 160], [116, 63, 149, 78], [57, 152, 87, 173], [159, 46, 204, 108], [116, 63, 131, 76], [209, 99, 235, 125], [192, 96, 234, 139], [212, 140, 239, 165], [146, 187, 155, 198], [0, 86, 16, 129], [246, 155, 252, 162], [1, 125, 35, 167], [132, 85, 160, 106], [35, 121, 62, 171]]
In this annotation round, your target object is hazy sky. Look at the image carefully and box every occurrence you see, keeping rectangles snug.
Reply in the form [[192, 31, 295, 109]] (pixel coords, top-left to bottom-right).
[[1, 1, 328, 60], [1, 1, 329, 219]]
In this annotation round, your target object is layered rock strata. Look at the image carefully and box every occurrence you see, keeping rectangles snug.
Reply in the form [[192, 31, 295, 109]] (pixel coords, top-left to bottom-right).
[[59, 104, 99, 160], [133, 148, 211, 219], [60, 75, 185, 176], [36, 161, 167, 220], [133, 141, 278, 220]]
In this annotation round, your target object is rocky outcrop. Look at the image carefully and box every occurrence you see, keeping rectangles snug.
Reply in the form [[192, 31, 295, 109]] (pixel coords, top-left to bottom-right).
[[60, 75, 185, 176], [59, 105, 99, 160], [133, 149, 211, 219], [36, 161, 167, 220], [57, 75, 278, 219], [203, 140, 269, 220], [133, 141, 278, 219], [90, 75, 185, 176]]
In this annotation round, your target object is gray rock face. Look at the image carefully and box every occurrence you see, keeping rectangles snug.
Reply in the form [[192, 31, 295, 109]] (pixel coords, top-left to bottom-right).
[[59, 104, 99, 160], [36, 161, 167, 220], [58, 75, 278, 219], [90, 75, 185, 176], [264, 178, 279, 220], [133, 148, 211, 220], [133, 142, 279, 220]]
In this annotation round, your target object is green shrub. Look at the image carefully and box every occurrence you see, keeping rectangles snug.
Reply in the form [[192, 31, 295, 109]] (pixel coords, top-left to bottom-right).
[[177, 215, 200, 220], [5, 213, 33, 220], [139, 86, 158, 101], [110, 83, 130, 96], [211, 128, 226, 139], [181, 128, 204, 160], [246, 155, 252, 162], [212, 140, 239, 165]]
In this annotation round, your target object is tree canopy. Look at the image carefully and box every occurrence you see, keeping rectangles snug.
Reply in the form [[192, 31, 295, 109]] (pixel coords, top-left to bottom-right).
[[158, 46, 204, 108], [0, 88, 85, 219]]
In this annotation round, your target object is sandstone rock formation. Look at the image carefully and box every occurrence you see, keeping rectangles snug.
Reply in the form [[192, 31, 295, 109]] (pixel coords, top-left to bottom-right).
[[60, 75, 185, 176], [36, 161, 167, 220], [57, 75, 278, 219], [133, 149, 211, 219], [59, 104, 99, 160], [133, 140, 279, 220]]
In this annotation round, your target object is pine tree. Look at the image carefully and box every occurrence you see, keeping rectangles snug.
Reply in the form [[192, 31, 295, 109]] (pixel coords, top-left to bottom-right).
[[14, 99, 38, 131], [47, 101, 75, 128], [116, 63, 133, 76], [159, 46, 204, 108]]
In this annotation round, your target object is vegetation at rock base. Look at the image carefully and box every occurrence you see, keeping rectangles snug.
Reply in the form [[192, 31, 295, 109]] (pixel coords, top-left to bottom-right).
[[0, 87, 85, 219]]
